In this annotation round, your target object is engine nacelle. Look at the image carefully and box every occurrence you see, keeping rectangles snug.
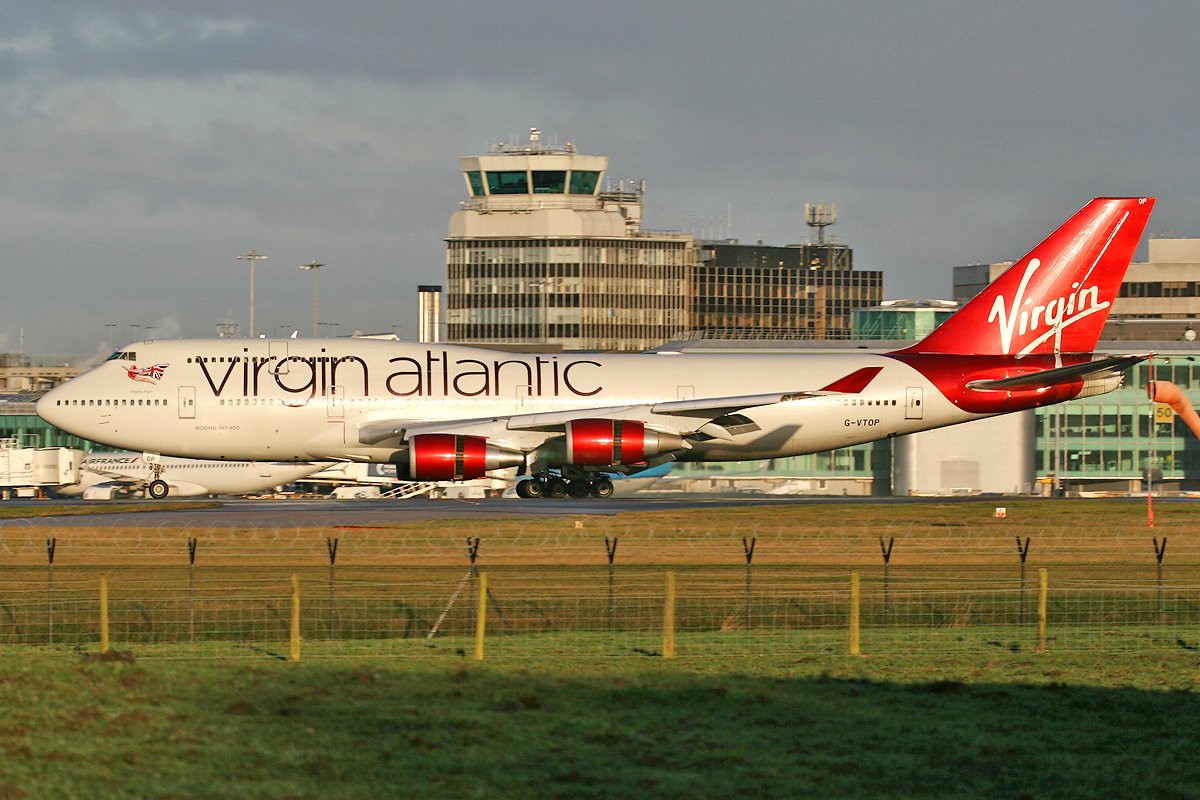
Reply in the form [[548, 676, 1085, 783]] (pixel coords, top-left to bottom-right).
[[404, 434, 523, 481], [565, 419, 684, 466]]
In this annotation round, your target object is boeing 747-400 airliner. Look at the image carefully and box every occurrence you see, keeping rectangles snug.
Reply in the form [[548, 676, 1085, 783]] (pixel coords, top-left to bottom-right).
[[37, 198, 1155, 499]]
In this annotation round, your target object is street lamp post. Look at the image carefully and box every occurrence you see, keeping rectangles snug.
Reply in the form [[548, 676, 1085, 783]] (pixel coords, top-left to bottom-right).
[[237, 250, 269, 337], [298, 260, 324, 337]]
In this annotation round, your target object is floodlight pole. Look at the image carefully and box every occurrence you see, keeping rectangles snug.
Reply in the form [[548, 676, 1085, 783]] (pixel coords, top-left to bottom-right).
[[237, 250, 268, 337], [299, 260, 324, 337]]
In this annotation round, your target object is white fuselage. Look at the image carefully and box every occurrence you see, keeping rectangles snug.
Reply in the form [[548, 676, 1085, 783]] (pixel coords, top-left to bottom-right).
[[56, 451, 329, 497], [36, 338, 980, 465]]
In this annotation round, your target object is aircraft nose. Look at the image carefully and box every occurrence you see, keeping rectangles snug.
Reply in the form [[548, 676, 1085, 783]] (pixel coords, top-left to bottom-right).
[[36, 386, 66, 428]]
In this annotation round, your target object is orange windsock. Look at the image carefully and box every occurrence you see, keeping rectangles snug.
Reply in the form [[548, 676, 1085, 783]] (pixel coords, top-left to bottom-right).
[[1149, 380, 1200, 441]]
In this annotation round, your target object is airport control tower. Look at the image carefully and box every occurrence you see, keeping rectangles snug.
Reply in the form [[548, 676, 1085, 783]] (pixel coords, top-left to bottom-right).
[[445, 129, 693, 352]]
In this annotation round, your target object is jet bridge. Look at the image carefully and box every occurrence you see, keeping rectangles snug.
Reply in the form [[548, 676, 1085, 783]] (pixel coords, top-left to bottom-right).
[[0, 437, 83, 499]]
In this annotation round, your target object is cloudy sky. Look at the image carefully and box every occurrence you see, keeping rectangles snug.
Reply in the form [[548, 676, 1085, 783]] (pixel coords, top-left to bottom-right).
[[3, 1, 1198, 358]]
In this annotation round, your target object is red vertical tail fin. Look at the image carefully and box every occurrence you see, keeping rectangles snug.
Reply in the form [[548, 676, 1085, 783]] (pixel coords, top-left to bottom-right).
[[904, 197, 1155, 356]]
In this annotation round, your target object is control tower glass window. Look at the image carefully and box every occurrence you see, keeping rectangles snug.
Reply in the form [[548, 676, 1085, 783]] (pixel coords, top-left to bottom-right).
[[465, 171, 485, 196], [569, 170, 600, 194], [532, 171, 566, 194], [486, 171, 529, 195]]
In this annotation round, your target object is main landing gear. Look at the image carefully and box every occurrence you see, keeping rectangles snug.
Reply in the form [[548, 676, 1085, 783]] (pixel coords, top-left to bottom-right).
[[515, 475, 615, 500]]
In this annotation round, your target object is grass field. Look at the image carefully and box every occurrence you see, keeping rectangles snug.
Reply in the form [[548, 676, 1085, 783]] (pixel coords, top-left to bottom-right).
[[2, 497, 1200, 797], [2, 648, 1199, 799]]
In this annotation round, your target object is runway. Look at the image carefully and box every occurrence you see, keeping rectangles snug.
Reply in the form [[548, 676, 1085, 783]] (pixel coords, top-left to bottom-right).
[[0, 493, 921, 528]]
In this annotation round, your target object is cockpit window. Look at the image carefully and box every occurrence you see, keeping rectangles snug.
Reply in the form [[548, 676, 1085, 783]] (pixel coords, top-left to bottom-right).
[[104, 351, 137, 362]]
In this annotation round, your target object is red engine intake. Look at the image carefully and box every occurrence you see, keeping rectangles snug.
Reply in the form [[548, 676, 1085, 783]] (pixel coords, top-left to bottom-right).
[[406, 434, 522, 481], [565, 419, 683, 466]]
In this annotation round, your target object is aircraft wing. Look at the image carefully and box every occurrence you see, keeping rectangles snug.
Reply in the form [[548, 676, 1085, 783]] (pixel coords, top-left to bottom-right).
[[82, 465, 145, 487], [356, 366, 885, 446], [356, 398, 779, 444], [507, 391, 809, 431], [965, 354, 1147, 391]]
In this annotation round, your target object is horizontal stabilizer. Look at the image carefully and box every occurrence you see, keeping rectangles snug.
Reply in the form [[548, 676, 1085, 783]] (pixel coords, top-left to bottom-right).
[[965, 354, 1147, 392]]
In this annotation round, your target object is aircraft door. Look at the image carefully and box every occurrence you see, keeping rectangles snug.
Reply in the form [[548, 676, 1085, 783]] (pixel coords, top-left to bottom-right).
[[677, 385, 695, 401], [905, 388, 924, 420], [516, 383, 533, 412], [178, 386, 196, 419], [328, 385, 345, 420]]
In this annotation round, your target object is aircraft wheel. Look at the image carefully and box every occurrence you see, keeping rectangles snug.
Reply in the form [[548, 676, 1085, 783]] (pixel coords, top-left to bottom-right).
[[147, 479, 170, 499], [520, 479, 545, 499], [545, 477, 569, 499], [515, 480, 533, 499], [567, 480, 592, 499], [591, 478, 615, 499]]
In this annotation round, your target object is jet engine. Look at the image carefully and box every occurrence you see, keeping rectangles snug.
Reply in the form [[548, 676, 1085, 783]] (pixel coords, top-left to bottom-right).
[[403, 434, 523, 481], [564, 419, 684, 466]]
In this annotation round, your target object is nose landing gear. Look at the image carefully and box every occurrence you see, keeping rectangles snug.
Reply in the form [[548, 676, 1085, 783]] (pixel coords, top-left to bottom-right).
[[147, 460, 169, 499]]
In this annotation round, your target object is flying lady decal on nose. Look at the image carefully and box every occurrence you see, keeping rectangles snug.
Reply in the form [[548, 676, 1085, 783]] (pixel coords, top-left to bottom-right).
[[127, 364, 168, 384]]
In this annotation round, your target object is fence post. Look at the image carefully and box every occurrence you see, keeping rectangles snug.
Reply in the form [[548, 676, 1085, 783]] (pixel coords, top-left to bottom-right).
[[743, 537, 756, 630], [1154, 537, 1167, 624], [290, 573, 301, 663], [879, 537, 894, 625], [99, 574, 109, 654], [188, 537, 197, 643], [474, 571, 488, 661], [849, 570, 861, 656], [46, 537, 56, 645], [327, 537, 339, 639], [605, 537, 618, 631], [663, 570, 676, 659], [1037, 567, 1048, 653], [1016, 537, 1031, 625]]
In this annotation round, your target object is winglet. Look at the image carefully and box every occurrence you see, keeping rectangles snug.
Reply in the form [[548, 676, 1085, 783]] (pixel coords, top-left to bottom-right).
[[819, 366, 883, 394]]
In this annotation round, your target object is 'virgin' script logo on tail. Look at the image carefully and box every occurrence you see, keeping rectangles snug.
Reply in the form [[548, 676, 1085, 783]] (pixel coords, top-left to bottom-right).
[[987, 259, 1107, 356]]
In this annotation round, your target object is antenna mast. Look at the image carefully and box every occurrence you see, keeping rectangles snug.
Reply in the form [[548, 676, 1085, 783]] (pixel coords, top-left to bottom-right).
[[805, 203, 837, 245]]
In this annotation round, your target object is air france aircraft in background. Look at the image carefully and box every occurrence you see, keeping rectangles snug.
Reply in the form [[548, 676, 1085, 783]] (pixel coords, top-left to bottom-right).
[[56, 452, 330, 499], [38, 198, 1154, 500]]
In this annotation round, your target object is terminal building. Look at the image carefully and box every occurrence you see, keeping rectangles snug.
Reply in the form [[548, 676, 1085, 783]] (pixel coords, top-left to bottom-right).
[[689, 215, 883, 340]]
